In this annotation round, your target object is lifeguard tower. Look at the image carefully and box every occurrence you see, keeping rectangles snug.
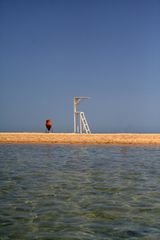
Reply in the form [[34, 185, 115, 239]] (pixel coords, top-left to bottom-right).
[[73, 97, 91, 134]]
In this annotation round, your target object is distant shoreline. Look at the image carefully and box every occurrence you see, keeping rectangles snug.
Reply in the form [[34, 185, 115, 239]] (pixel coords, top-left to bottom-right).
[[1, 133, 160, 145]]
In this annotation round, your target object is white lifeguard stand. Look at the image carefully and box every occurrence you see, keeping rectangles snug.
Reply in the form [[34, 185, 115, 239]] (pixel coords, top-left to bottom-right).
[[73, 97, 91, 134]]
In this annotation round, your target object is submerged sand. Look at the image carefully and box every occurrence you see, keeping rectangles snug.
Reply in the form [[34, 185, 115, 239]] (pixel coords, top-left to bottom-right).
[[0, 133, 160, 145]]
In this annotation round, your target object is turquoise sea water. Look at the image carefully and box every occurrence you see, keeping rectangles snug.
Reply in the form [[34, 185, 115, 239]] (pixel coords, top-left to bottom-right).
[[0, 144, 160, 240]]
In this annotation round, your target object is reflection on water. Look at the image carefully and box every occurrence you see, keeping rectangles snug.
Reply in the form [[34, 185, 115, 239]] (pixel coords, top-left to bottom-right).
[[0, 144, 160, 239]]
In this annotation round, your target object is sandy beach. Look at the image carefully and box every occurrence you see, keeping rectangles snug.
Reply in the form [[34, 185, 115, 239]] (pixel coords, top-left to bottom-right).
[[1, 133, 160, 145]]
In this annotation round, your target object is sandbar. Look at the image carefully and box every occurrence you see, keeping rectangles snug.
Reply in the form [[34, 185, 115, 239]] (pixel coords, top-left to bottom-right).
[[1, 133, 160, 145]]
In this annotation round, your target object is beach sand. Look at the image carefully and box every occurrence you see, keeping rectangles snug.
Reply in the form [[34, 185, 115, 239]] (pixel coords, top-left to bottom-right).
[[1, 133, 160, 145]]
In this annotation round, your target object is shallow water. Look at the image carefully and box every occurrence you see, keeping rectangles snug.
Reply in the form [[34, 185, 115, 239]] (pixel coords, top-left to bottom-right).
[[0, 144, 160, 239]]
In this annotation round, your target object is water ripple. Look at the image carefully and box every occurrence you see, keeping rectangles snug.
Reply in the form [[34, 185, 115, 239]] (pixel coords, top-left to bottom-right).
[[0, 144, 160, 239]]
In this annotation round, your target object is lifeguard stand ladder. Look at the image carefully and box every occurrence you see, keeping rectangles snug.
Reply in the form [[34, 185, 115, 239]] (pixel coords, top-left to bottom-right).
[[73, 97, 91, 134]]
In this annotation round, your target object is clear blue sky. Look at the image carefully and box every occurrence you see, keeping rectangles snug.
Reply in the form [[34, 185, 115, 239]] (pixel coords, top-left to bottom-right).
[[0, 0, 160, 133]]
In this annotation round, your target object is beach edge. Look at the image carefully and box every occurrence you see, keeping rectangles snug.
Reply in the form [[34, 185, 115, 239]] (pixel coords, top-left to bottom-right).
[[1, 133, 160, 145]]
